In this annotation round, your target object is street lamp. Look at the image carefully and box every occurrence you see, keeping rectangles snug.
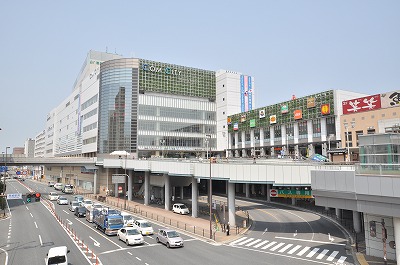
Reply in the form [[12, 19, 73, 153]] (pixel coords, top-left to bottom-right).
[[343, 122, 355, 162], [110, 150, 130, 210], [205, 134, 212, 239]]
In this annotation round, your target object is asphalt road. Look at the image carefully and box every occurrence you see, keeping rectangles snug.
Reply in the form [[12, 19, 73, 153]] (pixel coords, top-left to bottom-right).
[[1, 179, 355, 265]]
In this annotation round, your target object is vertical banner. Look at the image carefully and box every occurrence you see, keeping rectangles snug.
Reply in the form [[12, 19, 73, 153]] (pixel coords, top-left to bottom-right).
[[240, 75, 245, 112], [248, 76, 252, 111], [240, 75, 254, 112]]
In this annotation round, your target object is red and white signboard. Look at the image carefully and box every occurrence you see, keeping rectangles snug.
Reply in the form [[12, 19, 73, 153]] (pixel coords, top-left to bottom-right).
[[270, 189, 278, 197], [342, 94, 381, 114]]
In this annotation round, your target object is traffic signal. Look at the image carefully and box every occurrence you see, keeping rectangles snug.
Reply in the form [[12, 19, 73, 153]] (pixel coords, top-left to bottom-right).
[[35, 193, 41, 202], [26, 193, 32, 203]]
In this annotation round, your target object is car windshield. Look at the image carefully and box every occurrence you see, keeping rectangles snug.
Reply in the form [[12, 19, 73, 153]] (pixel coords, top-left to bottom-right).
[[48, 256, 66, 264], [167, 231, 180, 238], [59, 197, 67, 200], [83, 200, 92, 204], [72, 202, 79, 206], [140, 222, 151, 228], [124, 215, 133, 221], [180, 205, 188, 209], [74, 196, 83, 202], [127, 229, 140, 235], [108, 218, 123, 225]]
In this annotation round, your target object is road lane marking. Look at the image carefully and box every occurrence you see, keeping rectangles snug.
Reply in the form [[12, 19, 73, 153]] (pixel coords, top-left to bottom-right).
[[26, 206, 29, 210], [253, 240, 269, 248], [262, 228, 268, 235], [306, 248, 320, 258], [316, 249, 329, 259], [261, 241, 277, 249], [38, 235, 43, 246], [63, 210, 69, 215], [337, 256, 347, 264], [326, 251, 339, 261], [99, 244, 161, 255], [30, 213, 33, 218], [66, 219, 73, 225], [89, 236, 100, 247], [246, 239, 261, 247], [230, 237, 248, 245], [136, 257, 141, 261], [127, 252, 133, 255], [34, 222, 38, 228], [288, 245, 302, 254], [237, 238, 254, 245], [275, 236, 346, 246], [297, 246, 311, 256], [270, 242, 285, 251], [278, 244, 293, 253]]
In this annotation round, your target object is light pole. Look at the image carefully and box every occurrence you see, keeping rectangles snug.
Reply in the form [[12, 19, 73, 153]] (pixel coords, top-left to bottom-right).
[[110, 150, 130, 209], [205, 134, 212, 239], [344, 122, 355, 162], [160, 139, 165, 158], [124, 152, 127, 210]]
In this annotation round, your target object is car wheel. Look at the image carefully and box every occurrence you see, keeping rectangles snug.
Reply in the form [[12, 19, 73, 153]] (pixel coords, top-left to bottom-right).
[[156, 237, 159, 243], [126, 240, 129, 246], [166, 242, 170, 248]]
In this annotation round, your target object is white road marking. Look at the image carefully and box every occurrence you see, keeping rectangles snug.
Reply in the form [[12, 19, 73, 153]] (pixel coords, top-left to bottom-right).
[[237, 238, 254, 245], [275, 236, 346, 246], [246, 239, 261, 247], [30, 213, 33, 218], [288, 245, 302, 254], [26, 206, 29, 210], [306, 248, 320, 258], [326, 251, 339, 261], [296, 246, 311, 256], [262, 228, 268, 235], [316, 249, 329, 259], [278, 244, 293, 253], [63, 210, 69, 215], [34, 222, 38, 228], [66, 219, 73, 225], [127, 252, 132, 255], [135, 257, 141, 261], [270, 242, 285, 251], [230, 237, 248, 245], [89, 236, 100, 247], [253, 240, 269, 248], [337, 256, 347, 264], [38, 235, 43, 246], [261, 241, 277, 250], [328, 233, 334, 242]]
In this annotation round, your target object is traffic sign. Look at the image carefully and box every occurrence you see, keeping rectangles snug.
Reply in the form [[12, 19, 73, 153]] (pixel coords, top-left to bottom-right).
[[7, 193, 22, 200], [270, 189, 278, 197], [118, 186, 123, 193]]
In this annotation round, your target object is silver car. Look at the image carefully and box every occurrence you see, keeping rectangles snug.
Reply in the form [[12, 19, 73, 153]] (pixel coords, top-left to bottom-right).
[[156, 229, 184, 248]]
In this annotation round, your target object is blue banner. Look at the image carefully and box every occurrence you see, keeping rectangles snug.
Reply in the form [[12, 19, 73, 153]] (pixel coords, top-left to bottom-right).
[[0, 166, 7, 173], [240, 75, 245, 112], [248, 76, 252, 110]]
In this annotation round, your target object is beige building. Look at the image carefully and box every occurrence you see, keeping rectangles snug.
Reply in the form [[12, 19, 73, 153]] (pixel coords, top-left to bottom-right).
[[339, 90, 400, 161]]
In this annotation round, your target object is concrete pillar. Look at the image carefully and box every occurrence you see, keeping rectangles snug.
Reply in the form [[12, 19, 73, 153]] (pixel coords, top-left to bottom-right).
[[245, 183, 250, 198], [228, 182, 236, 227], [127, 170, 133, 201], [180, 186, 184, 200], [164, 174, 171, 210], [291, 198, 296, 205], [191, 177, 198, 218], [144, 171, 150, 205], [266, 184, 271, 202], [251, 184, 256, 196], [93, 169, 98, 195], [106, 168, 109, 194], [393, 217, 400, 263], [261, 184, 266, 196], [336, 208, 342, 219], [172, 186, 176, 202], [225, 181, 228, 195], [353, 211, 362, 233]]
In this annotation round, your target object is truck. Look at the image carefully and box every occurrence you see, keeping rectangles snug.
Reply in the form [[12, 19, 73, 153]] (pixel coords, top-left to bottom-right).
[[93, 209, 124, 235]]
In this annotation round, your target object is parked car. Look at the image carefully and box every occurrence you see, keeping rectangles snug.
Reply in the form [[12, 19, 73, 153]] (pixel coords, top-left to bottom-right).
[[156, 229, 184, 248], [74, 206, 86, 217], [48, 192, 59, 201], [48, 181, 55, 187], [134, 219, 154, 235], [69, 201, 80, 212], [57, 196, 68, 205], [117, 227, 144, 246], [62, 184, 74, 194], [54, 183, 64, 191], [73, 195, 84, 204], [45, 246, 70, 265], [172, 203, 190, 215]]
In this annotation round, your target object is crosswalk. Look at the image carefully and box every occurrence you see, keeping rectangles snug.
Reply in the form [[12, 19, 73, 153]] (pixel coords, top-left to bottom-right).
[[229, 237, 348, 264]]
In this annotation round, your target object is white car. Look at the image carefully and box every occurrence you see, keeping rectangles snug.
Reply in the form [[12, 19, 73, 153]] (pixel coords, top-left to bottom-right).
[[156, 229, 184, 248], [57, 196, 68, 205], [81, 199, 93, 208], [69, 201, 80, 212], [45, 246, 70, 265], [172, 203, 190, 215], [48, 192, 59, 201], [134, 219, 154, 235], [117, 227, 144, 246]]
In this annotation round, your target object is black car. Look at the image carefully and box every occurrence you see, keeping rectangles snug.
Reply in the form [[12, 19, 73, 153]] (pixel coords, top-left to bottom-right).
[[74, 206, 86, 217]]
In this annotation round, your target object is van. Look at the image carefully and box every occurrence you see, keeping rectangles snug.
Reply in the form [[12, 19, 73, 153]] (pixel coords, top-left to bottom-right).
[[54, 183, 64, 191], [62, 184, 74, 194], [45, 246, 69, 265]]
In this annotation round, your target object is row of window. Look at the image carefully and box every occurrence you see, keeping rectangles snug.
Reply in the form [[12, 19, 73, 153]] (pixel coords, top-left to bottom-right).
[[138, 135, 214, 148], [83, 108, 98, 120], [83, 136, 96, 145], [139, 104, 216, 120], [81, 94, 98, 111], [83, 122, 97, 133]]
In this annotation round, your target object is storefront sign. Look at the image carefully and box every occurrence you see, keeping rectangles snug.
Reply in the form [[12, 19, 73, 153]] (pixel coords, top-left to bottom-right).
[[342, 94, 381, 114], [294, 109, 302, 120], [259, 109, 266, 118], [142, 64, 182, 76], [250, 119, 256, 128], [271, 189, 313, 198], [307, 97, 316, 108], [281, 104, 288, 114], [227, 117, 231, 125], [240, 114, 246, 122], [321, 103, 330, 115], [270, 115, 277, 124], [233, 123, 239, 131], [381, 90, 400, 108]]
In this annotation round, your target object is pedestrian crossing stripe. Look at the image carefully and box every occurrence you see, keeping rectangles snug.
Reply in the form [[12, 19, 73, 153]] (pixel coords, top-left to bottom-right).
[[229, 237, 348, 264]]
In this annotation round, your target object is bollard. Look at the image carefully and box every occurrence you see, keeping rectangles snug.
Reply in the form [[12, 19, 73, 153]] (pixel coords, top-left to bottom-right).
[[86, 245, 88, 253], [194, 226, 196, 234], [81, 240, 84, 248], [185, 224, 186, 230], [92, 251, 94, 259], [96, 257, 99, 265]]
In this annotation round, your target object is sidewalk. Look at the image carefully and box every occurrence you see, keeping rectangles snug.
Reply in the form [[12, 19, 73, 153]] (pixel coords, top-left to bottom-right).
[[82, 192, 250, 244]]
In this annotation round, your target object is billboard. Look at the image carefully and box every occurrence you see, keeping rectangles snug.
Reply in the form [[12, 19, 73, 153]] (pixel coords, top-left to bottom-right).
[[240, 75, 254, 112], [381, 90, 400, 108], [342, 94, 381, 114]]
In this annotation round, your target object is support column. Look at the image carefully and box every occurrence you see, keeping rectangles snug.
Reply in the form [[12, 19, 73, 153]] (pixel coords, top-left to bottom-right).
[[291, 198, 296, 205], [336, 208, 342, 219], [245, 183, 250, 198], [191, 177, 198, 218], [114, 169, 119, 198], [127, 169, 133, 201], [393, 217, 400, 263], [172, 186, 176, 202], [180, 186, 184, 200], [144, 171, 150, 206], [93, 169, 98, 195], [228, 182, 236, 227], [164, 174, 171, 210], [261, 184, 266, 196], [266, 184, 271, 202], [353, 211, 362, 233], [251, 184, 256, 196]]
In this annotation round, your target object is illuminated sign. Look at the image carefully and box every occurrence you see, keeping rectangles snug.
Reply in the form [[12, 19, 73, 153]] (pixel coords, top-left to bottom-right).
[[321, 103, 330, 115], [294, 109, 302, 120], [342, 94, 381, 114]]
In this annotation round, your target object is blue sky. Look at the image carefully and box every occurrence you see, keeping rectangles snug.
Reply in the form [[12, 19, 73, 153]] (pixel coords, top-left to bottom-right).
[[0, 0, 399, 150]]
